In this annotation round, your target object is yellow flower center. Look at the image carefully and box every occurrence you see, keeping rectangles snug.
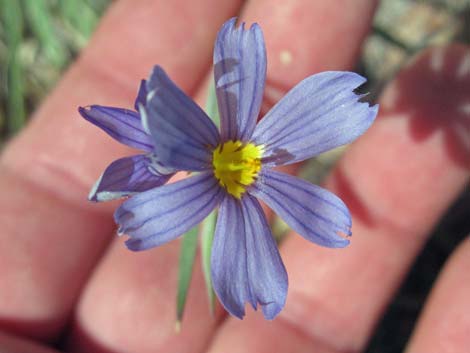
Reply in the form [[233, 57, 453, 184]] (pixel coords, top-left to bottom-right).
[[212, 141, 264, 199]]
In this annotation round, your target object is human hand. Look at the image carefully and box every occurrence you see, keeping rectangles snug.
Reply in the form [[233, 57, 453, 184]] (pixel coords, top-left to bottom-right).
[[0, 1, 469, 352]]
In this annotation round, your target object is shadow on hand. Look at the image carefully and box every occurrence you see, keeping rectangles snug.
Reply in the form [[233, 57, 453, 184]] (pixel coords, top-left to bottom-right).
[[383, 44, 470, 169]]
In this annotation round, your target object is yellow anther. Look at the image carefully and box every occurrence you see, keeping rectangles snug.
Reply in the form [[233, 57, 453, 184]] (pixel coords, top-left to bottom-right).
[[212, 141, 264, 198]]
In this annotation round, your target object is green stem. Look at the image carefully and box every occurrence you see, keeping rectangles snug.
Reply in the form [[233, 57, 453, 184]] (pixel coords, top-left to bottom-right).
[[176, 226, 199, 326]]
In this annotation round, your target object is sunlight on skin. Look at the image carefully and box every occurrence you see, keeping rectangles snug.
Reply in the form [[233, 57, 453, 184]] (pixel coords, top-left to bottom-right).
[[405, 238, 470, 353], [3, 1, 469, 353]]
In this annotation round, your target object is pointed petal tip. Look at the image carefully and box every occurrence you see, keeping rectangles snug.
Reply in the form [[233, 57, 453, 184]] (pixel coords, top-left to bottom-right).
[[78, 105, 104, 120], [87, 194, 98, 202], [224, 17, 237, 28], [332, 223, 352, 248], [78, 105, 91, 119], [125, 238, 146, 251], [230, 308, 245, 320], [114, 206, 135, 226], [331, 236, 351, 248], [77, 105, 154, 151], [352, 72, 368, 86], [361, 102, 380, 131], [223, 17, 260, 32], [222, 300, 285, 320], [250, 22, 261, 32], [148, 65, 166, 84], [370, 103, 380, 117], [149, 64, 161, 76], [261, 302, 283, 320], [87, 174, 102, 202], [324, 237, 351, 249], [221, 302, 284, 321], [319, 224, 352, 248], [117, 226, 125, 236], [134, 79, 148, 111]]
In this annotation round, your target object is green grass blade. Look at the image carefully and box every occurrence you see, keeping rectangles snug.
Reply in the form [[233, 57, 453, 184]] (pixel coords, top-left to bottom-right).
[[198, 76, 220, 315], [176, 225, 199, 328], [0, 0, 23, 44], [6, 50, 25, 133], [1, 0, 26, 133], [23, 0, 68, 67], [200, 210, 217, 315], [59, 0, 100, 40]]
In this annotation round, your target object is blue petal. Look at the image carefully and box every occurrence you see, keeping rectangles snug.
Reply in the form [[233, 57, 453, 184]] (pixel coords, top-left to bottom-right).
[[251, 169, 351, 248], [89, 154, 175, 202], [134, 79, 148, 111], [142, 66, 220, 171], [214, 18, 266, 142], [252, 72, 378, 166], [79, 105, 153, 151], [211, 194, 288, 320], [115, 173, 222, 251]]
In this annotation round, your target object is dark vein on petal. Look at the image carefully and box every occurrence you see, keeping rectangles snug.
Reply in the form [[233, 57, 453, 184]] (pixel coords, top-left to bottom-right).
[[131, 184, 222, 241], [264, 171, 350, 220], [253, 183, 349, 242]]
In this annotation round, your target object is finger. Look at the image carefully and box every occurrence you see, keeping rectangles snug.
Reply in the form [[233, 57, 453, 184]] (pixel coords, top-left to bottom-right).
[[405, 237, 470, 353], [247, 0, 379, 115], [0, 331, 59, 353], [206, 45, 470, 353], [0, 0, 243, 341], [68, 0, 378, 352]]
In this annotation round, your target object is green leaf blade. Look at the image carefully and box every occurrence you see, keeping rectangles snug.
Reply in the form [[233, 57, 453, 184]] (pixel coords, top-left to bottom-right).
[[200, 210, 217, 315], [199, 74, 220, 314], [23, 0, 68, 68], [176, 225, 199, 326]]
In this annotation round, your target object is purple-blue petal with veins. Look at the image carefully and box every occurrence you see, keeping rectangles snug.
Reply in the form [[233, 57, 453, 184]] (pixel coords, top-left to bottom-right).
[[115, 173, 223, 251], [79, 105, 153, 151], [214, 18, 266, 142], [252, 71, 378, 166], [143, 66, 220, 171], [89, 153, 175, 202], [211, 194, 288, 320], [251, 169, 351, 248], [134, 79, 148, 111]]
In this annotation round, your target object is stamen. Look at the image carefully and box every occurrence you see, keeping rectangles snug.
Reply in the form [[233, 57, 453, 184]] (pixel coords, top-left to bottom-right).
[[212, 141, 264, 198]]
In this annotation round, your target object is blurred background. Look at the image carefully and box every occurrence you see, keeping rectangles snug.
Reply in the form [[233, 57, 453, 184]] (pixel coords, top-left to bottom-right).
[[0, 0, 469, 352]]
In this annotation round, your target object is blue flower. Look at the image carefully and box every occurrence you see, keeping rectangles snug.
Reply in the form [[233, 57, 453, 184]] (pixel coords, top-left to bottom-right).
[[83, 18, 378, 320]]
